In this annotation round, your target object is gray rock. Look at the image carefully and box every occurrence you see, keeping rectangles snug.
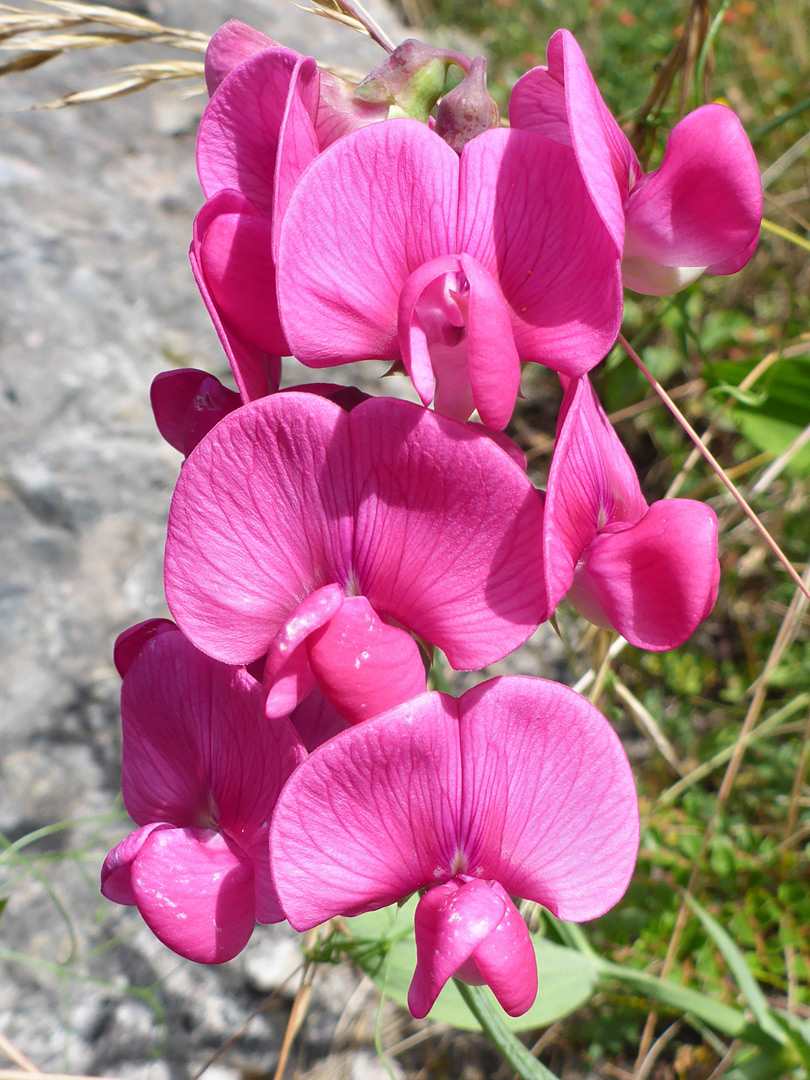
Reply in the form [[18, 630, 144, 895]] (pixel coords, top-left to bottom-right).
[[0, 1, 411, 1076]]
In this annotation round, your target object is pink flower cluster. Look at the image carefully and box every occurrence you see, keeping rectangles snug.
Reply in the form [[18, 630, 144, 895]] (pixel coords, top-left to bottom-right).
[[101, 19, 761, 1019]]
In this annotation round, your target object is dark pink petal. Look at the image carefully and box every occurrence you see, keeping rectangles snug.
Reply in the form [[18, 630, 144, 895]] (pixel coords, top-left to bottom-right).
[[199, 210, 288, 355], [290, 685, 351, 751], [315, 68, 388, 148], [409, 878, 506, 1018], [623, 105, 762, 275], [166, 394, 352, 664], [458, 676, 639, 922], [280, 382, 369, 411], [458, 128, 622, 376], [130, 826, 256, 964], [544, 376, 646, 609], [244, 827, 287, 924], [197, 49, 319, 216], [568, 499, 720, 650], [204, 20, 278, 96], [306, 595, 427, 725], [150, 369, 241, 458], [121, 628, 305, 837], [271, 693, 462, 930], [190, 194, 281, 402], [509, 30, 637, 251], [263, 585, 344, 718], [113, 618, 176, 678], [707, 230, 760, 275], [348, 399, 549, 668], [278, 120, 459, 366], [460, 881, 538, 1017], [101, 822, 170, 905]]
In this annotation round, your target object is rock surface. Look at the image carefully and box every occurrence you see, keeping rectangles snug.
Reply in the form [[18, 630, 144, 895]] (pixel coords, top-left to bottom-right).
[[0, 2, 563, 1075]]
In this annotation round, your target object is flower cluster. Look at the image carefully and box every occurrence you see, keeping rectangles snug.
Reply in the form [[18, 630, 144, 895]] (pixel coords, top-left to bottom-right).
[[102, 16, 761, 1018]]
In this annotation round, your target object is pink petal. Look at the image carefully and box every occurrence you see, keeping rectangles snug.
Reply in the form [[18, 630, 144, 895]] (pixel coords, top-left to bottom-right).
[[130, 826, 256, 964], [458, 676, 639, 922], [113, 618, 176, 678], [199, 209, 288, 355], [204, 20, 278, 96], [271, 693, 462, 930], [120, 628, 305, 837], [458, 252, 521, 430], [398, 254, 464, 407], [348, 398, 549, 668], [306, 595, 427, 725], [196, 49, 319, 216], [509, 30, 636, 251], [466, 423, 527, 470], [150, 369, 241, 457], [461, 881, 538, 1017], [568, 499, 720, 650], [290, 685, 351, 752], [544, 376, 646, 609], [166, 394, 548, 671], [623, 104, 762, 275], [458, 128, 622, 376], [263, 585, 344, 718], [409, 877, 506, 1019], [165, 393, 352, 664], [101, 822, 170, 905], [277, 119, 459, 366]]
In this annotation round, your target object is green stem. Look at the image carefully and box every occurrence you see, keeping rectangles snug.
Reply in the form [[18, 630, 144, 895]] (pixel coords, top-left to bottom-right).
[[453, 982, 561, 1080]]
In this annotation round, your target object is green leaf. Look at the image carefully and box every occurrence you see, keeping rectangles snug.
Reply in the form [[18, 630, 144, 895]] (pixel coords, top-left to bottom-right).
[[596, 959, 755, 1041], [685, 896, 788, 1046], [346, 897, 598, 1032], [706, 355, 810, 475]]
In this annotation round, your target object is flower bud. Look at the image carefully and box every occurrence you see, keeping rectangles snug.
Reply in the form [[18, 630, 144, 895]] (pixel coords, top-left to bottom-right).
[[435, 56, 500, 153], [355, 38, 470, 123]]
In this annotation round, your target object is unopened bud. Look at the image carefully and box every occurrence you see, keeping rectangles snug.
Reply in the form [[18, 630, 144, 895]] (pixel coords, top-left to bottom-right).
[[435, 56, 500, 153], [355, 38, 470, 124]]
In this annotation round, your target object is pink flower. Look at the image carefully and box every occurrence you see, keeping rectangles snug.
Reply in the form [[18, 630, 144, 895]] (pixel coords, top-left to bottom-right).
[[510, 30, 762, 295], [544, 376, 720, 649], [164, 392, 548, 724], [276, 119, 622, 429], [101, 622, 305, 963], [271, 676, 639, 1017], [191, 26, 387, 401]]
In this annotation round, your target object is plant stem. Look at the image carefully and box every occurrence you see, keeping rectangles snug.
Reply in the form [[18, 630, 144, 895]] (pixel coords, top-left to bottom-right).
[[453, 982, 561, 1080]]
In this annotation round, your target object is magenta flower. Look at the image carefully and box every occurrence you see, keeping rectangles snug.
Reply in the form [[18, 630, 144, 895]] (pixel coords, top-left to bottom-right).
[[101, 622, 305, 963], [192, 27, 387, 401], [510, 30, 762, 295], [164, 392, 548, 724], [271, 676, 639, 1017], [544, 376, 720, 649], [150, 368, 370, 459], [276, 119, 622, 429]]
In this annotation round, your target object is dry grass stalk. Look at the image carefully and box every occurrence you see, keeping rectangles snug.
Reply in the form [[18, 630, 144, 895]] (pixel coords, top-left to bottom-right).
[[0, 0, 207, 102], [304, 0, 395, 52]]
